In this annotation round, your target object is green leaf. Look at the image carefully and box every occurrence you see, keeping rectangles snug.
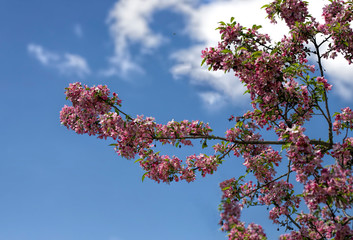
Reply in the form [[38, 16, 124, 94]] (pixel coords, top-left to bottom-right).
[[109, 143, 118, 146], [134, 158, 142, 163], [202, 140, 208, 149], [201, 57, 207, 66], [237, 46, 247, 51], [230, 17, 235, 23], [251, 51, 263, 58], [142, 172, 149, 182], [281, 142, 292, 151], [252, 24, 262, 30], [236, 121, 243, 128], [243, 89, 250, 95], [221, 49, 233, 54]]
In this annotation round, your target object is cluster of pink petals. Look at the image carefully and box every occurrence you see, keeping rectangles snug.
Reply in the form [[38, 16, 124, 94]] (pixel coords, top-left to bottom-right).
[[265, 0, 309, 27], [227, 222, 267, 240], [332, 137, 353, 167], [316, 76, 332, 91], [322, 0, 353, 63], [60, 83, 121, 136], [243, 147, 281, 183], [259, 180, 300, 224], [155, 119, 211, 146], [219, 178, 268, 239], [283, 125, 323, 183], [333, 107, 353, 134], [202, 19, 316, 130], [304, 165, 353, 212], [60, 83, 221, 184]]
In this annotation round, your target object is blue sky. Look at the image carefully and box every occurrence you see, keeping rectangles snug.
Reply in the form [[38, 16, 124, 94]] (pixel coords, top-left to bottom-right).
[[1, 0, 353, 239]]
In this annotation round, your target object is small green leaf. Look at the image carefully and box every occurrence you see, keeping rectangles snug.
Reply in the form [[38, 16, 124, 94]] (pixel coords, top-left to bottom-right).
[[134, 158, 142, 163], [201, 57, 207, 66], [202, 140, 208, 149], [281, 142, 292, 151], [236, 121, 243, 128], [221, 49, 233, 54], [243, 89, 250, 95], [251, 51, 263, 58], [230, 17, 235, 23], [237, 46, 247, 51], [142, 172, 149, 182]]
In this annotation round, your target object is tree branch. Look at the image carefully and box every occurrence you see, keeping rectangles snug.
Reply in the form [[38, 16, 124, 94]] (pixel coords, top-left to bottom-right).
[[153, 134, 332, 149]]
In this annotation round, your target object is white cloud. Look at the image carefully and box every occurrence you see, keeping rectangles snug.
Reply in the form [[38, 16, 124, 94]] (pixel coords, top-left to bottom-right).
[[198, 92, 226, 110], [28, 44, 90, 78], [323, 55, 353, 100], [27, 44, 59, 65], [102, 0, 197, 78], [104, 0, 352, 106], [73, 24, 83, 38], [59, 53, 91, 78]]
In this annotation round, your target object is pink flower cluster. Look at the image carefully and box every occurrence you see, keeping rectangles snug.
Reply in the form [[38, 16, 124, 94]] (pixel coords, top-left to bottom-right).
[[202, 18, 316, 131], [282, 125, 323, 183], [243, 147, 282, 183], [304, 165, 353, 212], [219, 179, 267, 240], [332, 137, 353, 167], [227, 222, 267, 240], [138, 152, 220, 183], [316, 76, 332, 91], [60, 82, 121, 136], [265, 0, 309, 27], [60, 83, 221, 184], [259, 180, 300, 224], [333, 107, 353, 134], [322, 0, 353, 63]]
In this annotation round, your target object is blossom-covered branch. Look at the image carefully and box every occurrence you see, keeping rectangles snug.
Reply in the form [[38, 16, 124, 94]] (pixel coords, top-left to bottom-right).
[[60, 0, 353, 239]]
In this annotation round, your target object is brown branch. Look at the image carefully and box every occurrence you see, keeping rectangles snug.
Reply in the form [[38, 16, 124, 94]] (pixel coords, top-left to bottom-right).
[[153, 134, 332, 149], [311, 37, 333, 147]]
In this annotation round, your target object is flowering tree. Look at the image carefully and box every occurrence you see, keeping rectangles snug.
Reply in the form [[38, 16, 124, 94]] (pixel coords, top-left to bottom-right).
[[60, 0, 353, 239]]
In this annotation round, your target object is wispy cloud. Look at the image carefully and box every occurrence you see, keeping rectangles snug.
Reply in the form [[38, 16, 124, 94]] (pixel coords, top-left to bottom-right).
[[73, 24, 83, 38], [104, 0, 352, 106], [27, 44, 59, 65], [102, 0, 196, 78], [323, 55, 353, 101], [28, 44, 91, 78]]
